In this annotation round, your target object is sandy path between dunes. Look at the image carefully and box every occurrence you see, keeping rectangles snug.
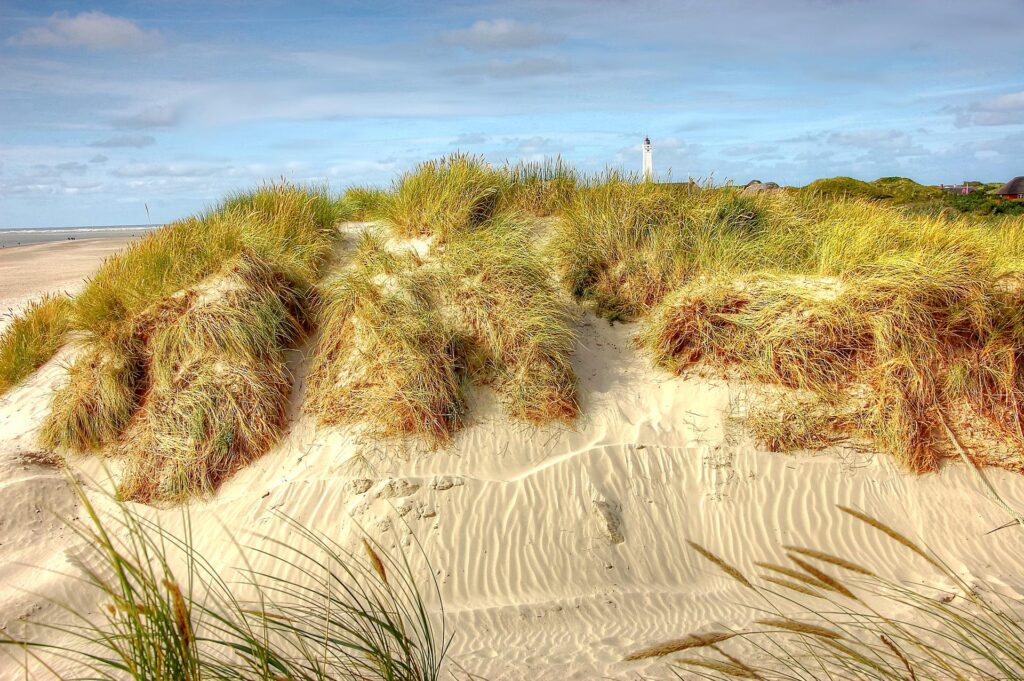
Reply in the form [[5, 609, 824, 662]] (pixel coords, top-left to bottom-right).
[[0, 239, 1023, 679], [0, 238, 135, 328]]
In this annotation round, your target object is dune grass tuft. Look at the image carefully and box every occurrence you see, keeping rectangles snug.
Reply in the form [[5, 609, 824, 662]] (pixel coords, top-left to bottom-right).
[[73, 182, 337, 342], [3, 483, 450, 680], [497, 157, 579, 217], [304, 245, 465, 445], [305, 213, 579, 442], [442, 213, 579, 423], [549, 173, 694, 320], [40, 337, 142, 452], [383, 154, 505, 242], [112, 252, 302, 502], [0, 294, 72, 396], [642, 248, 1024, 472], [341, 185, 392, 221], [42, 183, 335, 500]]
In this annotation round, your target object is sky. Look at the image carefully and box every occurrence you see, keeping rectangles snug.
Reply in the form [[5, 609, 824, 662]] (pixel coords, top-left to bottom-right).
[[1, 1, 1023, 228]]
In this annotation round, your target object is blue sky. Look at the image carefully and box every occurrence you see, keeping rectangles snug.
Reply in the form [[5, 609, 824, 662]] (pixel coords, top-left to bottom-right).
[[2, 0, 1023, 228]]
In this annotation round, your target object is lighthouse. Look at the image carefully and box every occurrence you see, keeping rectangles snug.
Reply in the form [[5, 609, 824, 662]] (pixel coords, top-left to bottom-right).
[[642, 136, 653, 181]]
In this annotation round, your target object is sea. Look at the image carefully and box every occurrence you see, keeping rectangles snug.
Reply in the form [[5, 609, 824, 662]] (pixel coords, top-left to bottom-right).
[[0, 224, 160, 249]]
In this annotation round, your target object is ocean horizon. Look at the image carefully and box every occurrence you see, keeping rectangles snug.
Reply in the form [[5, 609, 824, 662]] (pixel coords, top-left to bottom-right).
[[0, 224, 160, 248]]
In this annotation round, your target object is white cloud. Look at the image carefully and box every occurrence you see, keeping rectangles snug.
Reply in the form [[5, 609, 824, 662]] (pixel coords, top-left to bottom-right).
[[7, 11, 161, 52], [441, 19, 562, 50], [477, 57, 570, 79], [955, 91, 1024, 127]]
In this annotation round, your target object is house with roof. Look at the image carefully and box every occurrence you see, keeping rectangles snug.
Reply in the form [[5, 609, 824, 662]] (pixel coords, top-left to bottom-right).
[[995, 177, 1024, 201]]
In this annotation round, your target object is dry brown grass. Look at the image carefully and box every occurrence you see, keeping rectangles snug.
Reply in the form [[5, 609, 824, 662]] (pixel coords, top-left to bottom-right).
[[441, 214, 579, 424], [304, 251, 465, 445], [642, 251, 1024, 473]]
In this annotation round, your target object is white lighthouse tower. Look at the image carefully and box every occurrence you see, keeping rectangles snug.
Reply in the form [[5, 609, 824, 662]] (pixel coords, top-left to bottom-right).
[[642, 136, 653, 181]]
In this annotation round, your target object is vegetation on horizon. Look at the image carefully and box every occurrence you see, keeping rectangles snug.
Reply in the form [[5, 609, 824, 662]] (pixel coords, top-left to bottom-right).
[[802, 175, 1024, 216]]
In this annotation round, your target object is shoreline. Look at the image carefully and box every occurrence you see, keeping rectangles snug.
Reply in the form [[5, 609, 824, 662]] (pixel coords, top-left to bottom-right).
[[0, 225, 157, 250]]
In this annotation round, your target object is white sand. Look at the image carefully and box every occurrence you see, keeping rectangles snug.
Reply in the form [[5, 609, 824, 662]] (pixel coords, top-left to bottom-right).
[[0, 238, 136, 330], [1, 243, 1024, 679]]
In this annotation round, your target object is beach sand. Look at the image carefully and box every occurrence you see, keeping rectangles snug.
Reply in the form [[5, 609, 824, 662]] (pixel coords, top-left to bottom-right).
[[1, 238, 1023, 679], [0, 237, 136, 327]]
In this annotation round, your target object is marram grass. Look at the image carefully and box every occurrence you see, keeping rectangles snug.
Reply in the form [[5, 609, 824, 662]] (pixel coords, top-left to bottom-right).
[[383, 153, 505, 242], [46, 251, 306, 502], [73, 182, 337, 342], [641, 249, 1024, 472], [0, 294, 72, 396], [0, 482, 449, 680], [115, 253, 302, 502], [14, 160, 1024, 498], [441, 213, 579, 423], [41, 337, 142, 452], [304, 213, 580, 443], [39, 183, 336, 501], [626, 506, 1024, 680], [304, 260, 466, 445]]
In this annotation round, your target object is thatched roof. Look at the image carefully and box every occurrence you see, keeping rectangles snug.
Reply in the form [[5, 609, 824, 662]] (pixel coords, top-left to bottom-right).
[[996, 176, 1024, 196]]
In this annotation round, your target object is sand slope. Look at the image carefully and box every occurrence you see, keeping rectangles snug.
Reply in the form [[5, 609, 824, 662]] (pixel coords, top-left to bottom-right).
[[2, 308, 1024, 678]]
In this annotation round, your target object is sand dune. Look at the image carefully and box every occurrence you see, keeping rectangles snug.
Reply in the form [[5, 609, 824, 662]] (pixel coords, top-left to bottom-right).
[[2, 301, 1024, 678]]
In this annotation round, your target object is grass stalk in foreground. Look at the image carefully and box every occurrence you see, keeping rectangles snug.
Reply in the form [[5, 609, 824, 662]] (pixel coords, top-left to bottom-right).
[[0, 294, 72, 396], [626, 506, 1024, 679], [2, 482, 449, 680]]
